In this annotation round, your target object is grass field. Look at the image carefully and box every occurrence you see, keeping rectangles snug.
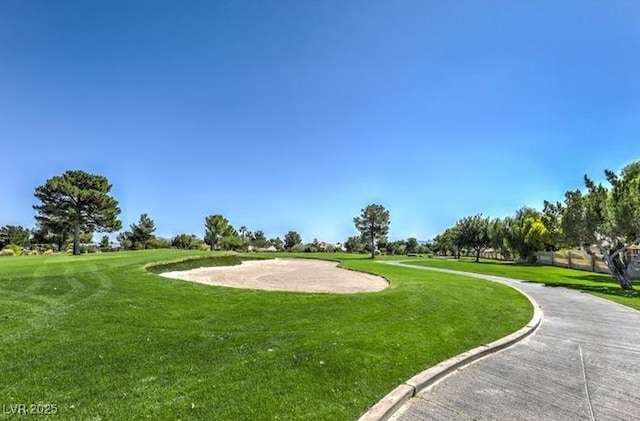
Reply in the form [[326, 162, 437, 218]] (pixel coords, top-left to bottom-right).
[[0, 251, 531, 420], [400, 257, 640, 311]]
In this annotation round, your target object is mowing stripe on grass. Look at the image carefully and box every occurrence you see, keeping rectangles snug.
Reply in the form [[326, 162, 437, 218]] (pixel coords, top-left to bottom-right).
[[1, 251, 532, 420]]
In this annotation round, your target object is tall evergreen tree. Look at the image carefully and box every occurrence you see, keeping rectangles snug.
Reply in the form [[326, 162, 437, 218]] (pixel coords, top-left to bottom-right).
[[32, 219, 71, 252], [33, 170, 121, 255], [0, 225, 31, 248], [126, 213, 157, 249], [204, 214, 236, 250], [353, 204, 390, 259]]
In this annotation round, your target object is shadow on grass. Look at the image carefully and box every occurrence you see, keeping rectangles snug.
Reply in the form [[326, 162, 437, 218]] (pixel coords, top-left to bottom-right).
[[534, 281, 640, 300], [439, 257, 640, 303], [448, 258, 534, 267], [565, 273, 626, 283], [472, 260, 538, 268]]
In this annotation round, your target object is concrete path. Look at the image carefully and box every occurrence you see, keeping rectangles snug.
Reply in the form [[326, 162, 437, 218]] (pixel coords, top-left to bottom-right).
[[384, 262, 640, 421]]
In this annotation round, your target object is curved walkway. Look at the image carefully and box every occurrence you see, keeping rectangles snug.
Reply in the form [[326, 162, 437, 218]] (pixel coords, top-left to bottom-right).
[[383, 262, 640, 421]]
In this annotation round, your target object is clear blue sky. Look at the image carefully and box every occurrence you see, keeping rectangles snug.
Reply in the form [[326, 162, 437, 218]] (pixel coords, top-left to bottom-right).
[[1, 1, 638, 243]]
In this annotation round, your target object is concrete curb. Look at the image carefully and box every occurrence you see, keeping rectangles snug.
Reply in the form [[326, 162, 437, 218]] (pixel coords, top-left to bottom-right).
[[357, 262, 543, 421]]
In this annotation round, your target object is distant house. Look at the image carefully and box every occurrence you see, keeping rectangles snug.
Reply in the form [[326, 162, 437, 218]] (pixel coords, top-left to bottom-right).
[[317, 242, 346, 252]]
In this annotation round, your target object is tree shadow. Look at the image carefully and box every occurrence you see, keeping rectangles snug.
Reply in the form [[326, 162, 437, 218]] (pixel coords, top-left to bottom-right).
[[564, 273, 629, 284], [454, 258, 534, 267], [474, 260, 532, 266], [458, 258, 640, 301], [532, 281, 640, 300], [468, 259, 634, 283]]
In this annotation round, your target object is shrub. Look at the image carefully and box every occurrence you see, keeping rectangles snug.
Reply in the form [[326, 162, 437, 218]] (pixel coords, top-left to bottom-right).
[[148, 237, 172, 249], [1, 248, 15, 256], [220, 235, 245, 251], [79, 245, 98, 254], [3, 244, 22, 256], [291, 244, 305, 252], [172, 234, 205, 250]]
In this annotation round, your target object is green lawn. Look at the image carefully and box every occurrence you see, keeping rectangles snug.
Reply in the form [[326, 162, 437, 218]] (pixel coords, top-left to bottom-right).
[[400, 257, 640, 311], [0, 251, 531, 420]]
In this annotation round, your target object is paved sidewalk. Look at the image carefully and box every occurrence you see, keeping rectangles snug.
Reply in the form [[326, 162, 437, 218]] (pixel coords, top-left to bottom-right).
[[385, 262, 640, 421]]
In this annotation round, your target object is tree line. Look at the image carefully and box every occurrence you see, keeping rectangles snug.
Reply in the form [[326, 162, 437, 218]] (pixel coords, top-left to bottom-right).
[[5, 162, 637, 289], [1, 170, 394, 256], [432, 160, 640, 290], [1, 170, 409, 259], [114, 212, 313, 253]]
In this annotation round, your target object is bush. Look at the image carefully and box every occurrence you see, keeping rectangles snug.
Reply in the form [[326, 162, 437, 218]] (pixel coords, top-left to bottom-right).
[[220, 235, 245, 251], [290, 244, 305, 252], [303, 245, 318, 253], [79, 245, 98, 254], [1, 248, 15, 256], [172, 234, 205, 250], [148, 237, 172, 249], [3, 244, 22, 256]]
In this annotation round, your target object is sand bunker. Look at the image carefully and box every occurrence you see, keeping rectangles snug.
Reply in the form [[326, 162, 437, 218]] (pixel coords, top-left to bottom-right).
[[159, 258, 388, 293]]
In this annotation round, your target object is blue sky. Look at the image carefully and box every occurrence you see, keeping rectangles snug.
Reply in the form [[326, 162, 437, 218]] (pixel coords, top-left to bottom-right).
[[1, 1, 638, 243]]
